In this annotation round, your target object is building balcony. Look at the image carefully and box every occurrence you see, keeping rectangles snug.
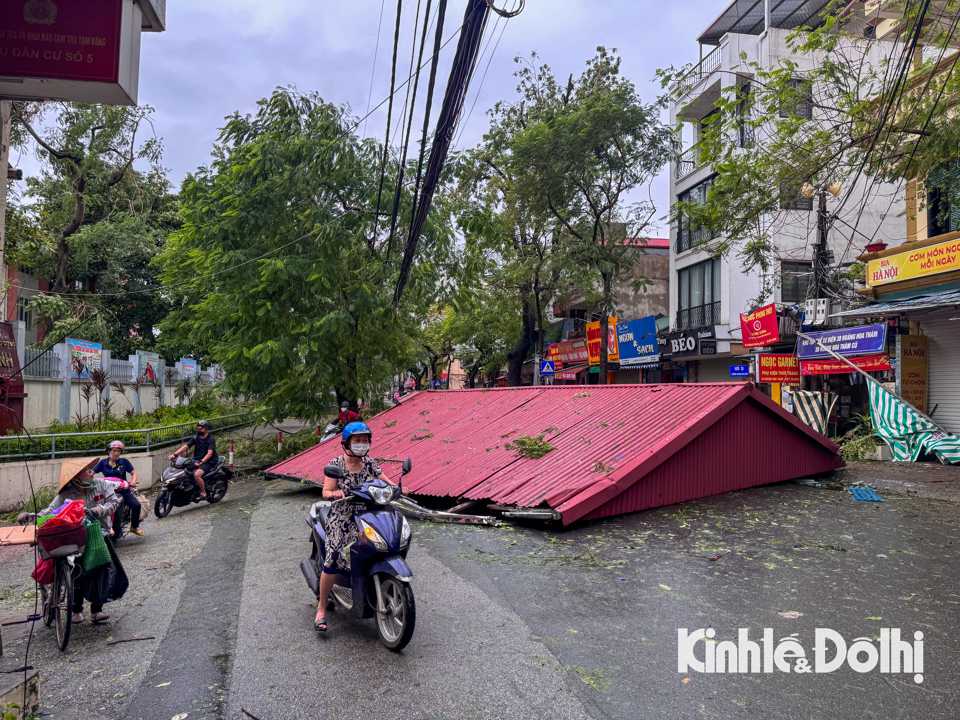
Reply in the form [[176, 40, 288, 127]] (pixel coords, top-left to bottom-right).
[[675, 301, 721, 331], [676, 46, 721, 100], [675, 227, 714, 254], [675, 146, 704, 181]]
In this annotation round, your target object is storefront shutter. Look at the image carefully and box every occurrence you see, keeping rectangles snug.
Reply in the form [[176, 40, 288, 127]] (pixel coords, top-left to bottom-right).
[[923, 311, 960, 435]]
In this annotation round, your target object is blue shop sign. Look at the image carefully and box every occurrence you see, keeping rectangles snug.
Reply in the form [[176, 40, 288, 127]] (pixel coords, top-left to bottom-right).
[[616, 316, 660, 366], [730, 365, 750, 377], [797, 323, 887, 360]]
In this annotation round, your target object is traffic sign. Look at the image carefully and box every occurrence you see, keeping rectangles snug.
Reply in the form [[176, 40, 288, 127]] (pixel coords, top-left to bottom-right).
[[433, 380, 442, 388], [540, 360, 555, 376]]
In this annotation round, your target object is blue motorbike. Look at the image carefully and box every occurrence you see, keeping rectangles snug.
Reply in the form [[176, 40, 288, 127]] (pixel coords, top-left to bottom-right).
[[300, 458, 416, 651]]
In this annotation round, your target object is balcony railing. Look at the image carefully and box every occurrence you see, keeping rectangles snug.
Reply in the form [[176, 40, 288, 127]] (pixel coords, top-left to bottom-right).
[[675, 145, 703, 180], [677, 46, 721, 97], [675, 301, 721, 331], [675, 226, 714, 254]]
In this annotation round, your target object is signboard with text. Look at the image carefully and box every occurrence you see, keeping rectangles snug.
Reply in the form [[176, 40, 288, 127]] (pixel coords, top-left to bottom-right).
[[66, 338, 101, 379], [756, 354, 801, 384], [136, 350, 160, 382], [587, 317, 619, 365], [867, 237, 960, 287], [730, 365, 750, 377], [616, 316, 659, 366], [547, 343, 563, 371], [555, 338, 588, 365], [801, 352, 891, 376], [797, 323, 887, 360], [896, 335, 928, 413], [0, 0, 123, 83], [180, 358, 198, 378], [740, 303, 780, 349]]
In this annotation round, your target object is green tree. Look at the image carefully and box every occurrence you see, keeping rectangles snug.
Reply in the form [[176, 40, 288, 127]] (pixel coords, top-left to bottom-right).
[[508, 49, 672, 382], [158, 89, 455, 419]]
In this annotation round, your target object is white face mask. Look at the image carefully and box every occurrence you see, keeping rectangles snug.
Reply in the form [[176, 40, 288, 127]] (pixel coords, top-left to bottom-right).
[[350, 442, 371, 456]]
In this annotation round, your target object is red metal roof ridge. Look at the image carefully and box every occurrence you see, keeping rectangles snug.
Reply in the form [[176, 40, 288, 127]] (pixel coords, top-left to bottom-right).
[[741, 383, 842, 454]]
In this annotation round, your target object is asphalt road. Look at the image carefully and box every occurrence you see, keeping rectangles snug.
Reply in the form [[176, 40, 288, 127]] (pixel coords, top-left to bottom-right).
[[0, 474, 958, 719]]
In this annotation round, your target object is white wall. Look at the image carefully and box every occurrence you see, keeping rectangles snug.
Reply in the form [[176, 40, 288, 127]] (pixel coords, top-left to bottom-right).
[[23, 379, 180, 431]]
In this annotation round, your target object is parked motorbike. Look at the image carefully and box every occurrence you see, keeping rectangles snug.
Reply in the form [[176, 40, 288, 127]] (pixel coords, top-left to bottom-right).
[[320, 422, 340, 442], [300, 458, 416, 651], [154, 456, 232, 518]]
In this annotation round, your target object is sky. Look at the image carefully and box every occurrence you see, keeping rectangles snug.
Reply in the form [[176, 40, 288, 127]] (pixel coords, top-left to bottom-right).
[[26, 0, 730, 233]]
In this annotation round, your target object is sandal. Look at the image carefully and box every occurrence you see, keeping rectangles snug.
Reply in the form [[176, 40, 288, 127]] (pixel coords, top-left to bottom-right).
[[131, 528, 145, 536], [314, 617, 328, 632]]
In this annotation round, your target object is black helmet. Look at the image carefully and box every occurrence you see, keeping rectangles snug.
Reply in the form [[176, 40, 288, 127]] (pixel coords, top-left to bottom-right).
[[198, 420, 212, 431], [339, 401, 349, 409]]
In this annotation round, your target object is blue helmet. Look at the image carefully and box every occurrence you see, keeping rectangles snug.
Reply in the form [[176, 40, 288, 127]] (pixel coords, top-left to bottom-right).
[[341, 421, 372, 443]]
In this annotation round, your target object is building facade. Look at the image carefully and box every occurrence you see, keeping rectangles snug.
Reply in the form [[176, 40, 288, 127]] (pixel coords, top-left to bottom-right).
[[666, 1, 906, 386]]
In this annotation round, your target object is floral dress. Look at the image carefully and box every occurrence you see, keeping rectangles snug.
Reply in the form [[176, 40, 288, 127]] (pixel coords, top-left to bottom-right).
[[323, 455, 383, 572]]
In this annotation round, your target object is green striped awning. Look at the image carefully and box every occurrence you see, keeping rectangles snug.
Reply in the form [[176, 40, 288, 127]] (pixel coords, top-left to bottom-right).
[[791, 390, 838, 437], [869, 383, 960, 465]]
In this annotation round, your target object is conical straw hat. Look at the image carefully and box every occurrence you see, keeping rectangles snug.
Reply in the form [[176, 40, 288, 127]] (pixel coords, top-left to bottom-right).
[[57, 457, 98, 492]]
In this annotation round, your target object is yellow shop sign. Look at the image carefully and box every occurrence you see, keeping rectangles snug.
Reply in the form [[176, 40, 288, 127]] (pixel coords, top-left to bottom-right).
[[868, 238, 960, 287]]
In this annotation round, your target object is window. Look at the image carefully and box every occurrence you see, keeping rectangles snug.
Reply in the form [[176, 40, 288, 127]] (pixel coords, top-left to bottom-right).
[[778, 78, 812, 120], [780, 261, 814, 304], [677, 259, 722, 329], [677, 176, 716, 252], [736, 84, 753, 148], [16, 297, 32, 329], [17, 265, 34, 277], [779, 181, 813, 211], [927, 158, 960, 237]]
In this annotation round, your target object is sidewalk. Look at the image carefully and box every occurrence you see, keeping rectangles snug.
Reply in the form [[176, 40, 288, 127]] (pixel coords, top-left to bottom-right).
[[831, 459, 960, 503]]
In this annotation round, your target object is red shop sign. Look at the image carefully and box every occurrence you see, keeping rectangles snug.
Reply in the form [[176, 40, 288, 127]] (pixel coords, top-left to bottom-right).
[[801, 352, 891, 376], [740, 303, 780, 349], [0, 0, 124, 84]]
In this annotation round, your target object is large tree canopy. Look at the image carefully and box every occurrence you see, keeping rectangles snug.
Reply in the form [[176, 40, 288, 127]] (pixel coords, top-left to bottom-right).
[[159, 89, 456, 418]]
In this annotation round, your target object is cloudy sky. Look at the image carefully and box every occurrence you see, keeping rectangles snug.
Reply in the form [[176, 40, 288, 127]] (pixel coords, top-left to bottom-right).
[[134, 0, 724, 231]]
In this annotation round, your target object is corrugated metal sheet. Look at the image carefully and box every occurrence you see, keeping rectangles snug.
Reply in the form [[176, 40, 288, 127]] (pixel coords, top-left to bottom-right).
[[267, 384, 843, 524]]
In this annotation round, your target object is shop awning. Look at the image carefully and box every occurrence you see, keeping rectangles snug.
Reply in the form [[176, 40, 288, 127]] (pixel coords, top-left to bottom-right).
[[557, 364, 589, 381], [830, 289, 960, 318]]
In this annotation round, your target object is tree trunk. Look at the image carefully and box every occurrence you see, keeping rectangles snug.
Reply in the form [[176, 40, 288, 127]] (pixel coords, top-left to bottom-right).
[[598, 272, 612, 385], [506, 294, 534, 387]]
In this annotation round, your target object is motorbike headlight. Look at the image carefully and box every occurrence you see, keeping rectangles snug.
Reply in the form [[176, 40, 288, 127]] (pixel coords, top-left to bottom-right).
[[370, 484, 394, 505], [400, 516, 411, 546], [358, 520, 388, 550]]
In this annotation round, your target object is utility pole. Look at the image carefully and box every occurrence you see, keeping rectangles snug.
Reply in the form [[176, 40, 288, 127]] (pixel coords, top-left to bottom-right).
[[0, 100, 10, 321], [812, 189, 828, 305]]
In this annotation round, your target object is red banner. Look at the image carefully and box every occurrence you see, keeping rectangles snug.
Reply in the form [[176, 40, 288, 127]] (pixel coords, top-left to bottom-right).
[[547, 343, 563, 371], [555, 338, 588, 365], [756, 354, 801, 383], [0, 0, 124, 84], [801, 353, 891, 376], [740, 303, 780, 349]]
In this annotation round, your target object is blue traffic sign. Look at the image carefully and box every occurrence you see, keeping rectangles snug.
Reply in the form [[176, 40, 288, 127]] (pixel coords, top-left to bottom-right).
[[540, 360, 555, 376], [730, 365, 750, 377], [434, 380, 442, 388]]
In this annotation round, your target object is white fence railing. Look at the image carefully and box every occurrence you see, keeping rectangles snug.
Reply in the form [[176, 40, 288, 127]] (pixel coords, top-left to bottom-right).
[[22, 347, 60, 379]]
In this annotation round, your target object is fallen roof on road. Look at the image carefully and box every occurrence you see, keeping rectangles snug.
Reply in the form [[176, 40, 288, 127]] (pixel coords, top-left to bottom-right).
[[266, 383, 844, 525]]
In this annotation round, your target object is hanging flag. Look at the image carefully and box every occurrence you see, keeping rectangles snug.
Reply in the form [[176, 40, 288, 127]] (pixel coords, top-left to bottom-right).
[[740, 304, 780, 348], [869, 383, 960, 464]]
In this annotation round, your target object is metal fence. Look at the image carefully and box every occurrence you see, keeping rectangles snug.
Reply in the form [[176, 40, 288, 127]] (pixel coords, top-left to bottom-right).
[[0, 410, 262, 461], [110, 358, 136, 383], [22, 347, 60, 380], [675, 301, 722, 331], [678, 46, 720, 97], [675, 146, 702, 180]]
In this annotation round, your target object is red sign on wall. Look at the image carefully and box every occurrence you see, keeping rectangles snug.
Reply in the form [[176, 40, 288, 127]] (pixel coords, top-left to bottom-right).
[[756, 354, 801, 384], [801, 353, 891, 376], [740, 303, 780, 349], [0, 0, 123, 84]]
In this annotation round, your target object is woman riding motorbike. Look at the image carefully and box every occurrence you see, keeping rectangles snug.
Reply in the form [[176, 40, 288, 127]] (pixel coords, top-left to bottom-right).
[[19, 457, 120, 624], [314, 421, 395, 632], [93, 441, 144, 538]]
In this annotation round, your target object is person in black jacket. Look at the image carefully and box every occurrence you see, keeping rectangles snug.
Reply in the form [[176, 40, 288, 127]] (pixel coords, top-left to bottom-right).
[[169, 420, 217, 500]]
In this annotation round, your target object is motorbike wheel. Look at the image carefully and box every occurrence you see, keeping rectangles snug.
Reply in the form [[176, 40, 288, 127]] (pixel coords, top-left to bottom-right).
[[54, 561, 73, 652], [41, 584, 53, 627], [375, 575, 416, 652], [206, 477, 228, 504], [154, 490, 173, 518], [115, 504, 131, 538]]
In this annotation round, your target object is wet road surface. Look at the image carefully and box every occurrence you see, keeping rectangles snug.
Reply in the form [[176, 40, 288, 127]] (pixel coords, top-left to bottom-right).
[[0, 475, 957, 719]]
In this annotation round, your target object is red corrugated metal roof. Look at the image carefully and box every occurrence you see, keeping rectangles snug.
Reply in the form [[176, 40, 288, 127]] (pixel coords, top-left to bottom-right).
[[267, 384, 843, 524]]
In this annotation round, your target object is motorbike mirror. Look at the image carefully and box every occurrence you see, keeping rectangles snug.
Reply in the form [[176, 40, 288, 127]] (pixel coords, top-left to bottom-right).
[[324, 464, 344, 480], [401, 458, 412, 475]]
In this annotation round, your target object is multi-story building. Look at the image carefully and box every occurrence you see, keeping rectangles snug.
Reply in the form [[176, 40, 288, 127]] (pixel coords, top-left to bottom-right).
[[666, 0, 906, 384]]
